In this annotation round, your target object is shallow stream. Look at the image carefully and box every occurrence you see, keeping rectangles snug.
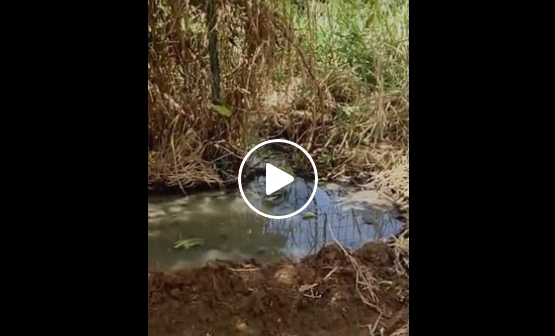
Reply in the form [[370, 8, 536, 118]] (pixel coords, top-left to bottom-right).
[[148, 177, 403, 271]]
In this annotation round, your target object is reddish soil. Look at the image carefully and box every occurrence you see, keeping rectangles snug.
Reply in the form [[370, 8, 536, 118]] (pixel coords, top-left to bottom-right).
[[148, 242, 409, 336]]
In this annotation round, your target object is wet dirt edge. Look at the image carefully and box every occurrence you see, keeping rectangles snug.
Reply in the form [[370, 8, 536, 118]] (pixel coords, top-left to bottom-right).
[[148, 237, 409, 336]]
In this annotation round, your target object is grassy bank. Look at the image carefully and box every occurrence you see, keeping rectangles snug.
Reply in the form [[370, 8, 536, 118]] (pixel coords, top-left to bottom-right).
[[148, 0, 408, 205]]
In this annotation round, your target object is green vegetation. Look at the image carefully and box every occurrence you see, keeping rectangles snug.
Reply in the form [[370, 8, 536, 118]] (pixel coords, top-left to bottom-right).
[[173, 237, 204, 250], [147, 0, 408, 206]]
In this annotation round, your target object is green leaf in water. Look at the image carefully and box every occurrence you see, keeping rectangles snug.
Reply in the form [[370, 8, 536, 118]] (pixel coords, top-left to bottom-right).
[[211, 104, 232, 117], [266, 195, 280, 202], [262, 199, 277, 209], [270, 186, 289, 198], [302, 211, 317, 220], [173, 237, 204, 250]]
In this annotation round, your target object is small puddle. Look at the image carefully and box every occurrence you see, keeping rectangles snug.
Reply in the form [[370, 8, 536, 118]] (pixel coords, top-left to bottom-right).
[[148, 177, 404, 271]]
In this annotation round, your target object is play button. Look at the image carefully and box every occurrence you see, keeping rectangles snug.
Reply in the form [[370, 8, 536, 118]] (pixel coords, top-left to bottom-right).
[[238, 139, 318, 219], [265, 163, 294, 195]]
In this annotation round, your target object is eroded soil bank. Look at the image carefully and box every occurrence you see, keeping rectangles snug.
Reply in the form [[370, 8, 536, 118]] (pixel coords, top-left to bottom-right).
[[148, 240, 409, 336]]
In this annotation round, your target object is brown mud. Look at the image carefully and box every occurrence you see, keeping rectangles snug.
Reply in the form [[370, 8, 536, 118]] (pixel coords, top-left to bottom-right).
[[148, 242, 409, 336]]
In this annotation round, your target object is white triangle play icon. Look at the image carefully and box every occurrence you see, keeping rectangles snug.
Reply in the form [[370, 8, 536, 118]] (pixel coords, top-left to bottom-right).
[[265, 163, 294, 196]]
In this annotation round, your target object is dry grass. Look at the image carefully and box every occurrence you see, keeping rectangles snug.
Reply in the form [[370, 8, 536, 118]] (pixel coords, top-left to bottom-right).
[[148, 0, 409, 198], [148, 0, 283, 189], [325, 225, 408, 336], [390, 324, 409, 336], [355, 230, 409, 336]]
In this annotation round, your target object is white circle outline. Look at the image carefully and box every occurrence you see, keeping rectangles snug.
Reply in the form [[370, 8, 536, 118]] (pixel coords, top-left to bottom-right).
[[238, 139, 318, 219]]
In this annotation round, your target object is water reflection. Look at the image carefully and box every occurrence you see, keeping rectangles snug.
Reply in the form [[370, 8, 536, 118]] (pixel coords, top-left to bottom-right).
[[148, 177, 403, 270]]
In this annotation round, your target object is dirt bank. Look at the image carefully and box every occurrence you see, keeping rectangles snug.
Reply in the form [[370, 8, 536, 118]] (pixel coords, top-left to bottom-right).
[[148, 241, 409, 336]]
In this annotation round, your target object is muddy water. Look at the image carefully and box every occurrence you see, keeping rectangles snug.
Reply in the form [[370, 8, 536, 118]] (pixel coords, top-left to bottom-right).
[[148, 177, 403, 270]]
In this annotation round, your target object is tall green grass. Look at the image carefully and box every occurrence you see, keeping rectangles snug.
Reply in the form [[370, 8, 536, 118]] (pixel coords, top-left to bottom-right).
[[288, 0, 408, 92]]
